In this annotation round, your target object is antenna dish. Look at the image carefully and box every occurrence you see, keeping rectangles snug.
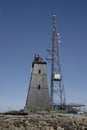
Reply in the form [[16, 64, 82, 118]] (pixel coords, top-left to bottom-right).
[[53, 14, 56, 17]]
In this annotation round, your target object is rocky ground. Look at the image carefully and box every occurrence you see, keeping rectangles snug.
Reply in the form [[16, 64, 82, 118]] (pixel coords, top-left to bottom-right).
[[0, 112, 87, 130]]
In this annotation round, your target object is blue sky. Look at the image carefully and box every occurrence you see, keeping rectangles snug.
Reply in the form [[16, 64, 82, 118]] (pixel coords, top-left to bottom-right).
[[0, 0, 87, 112]]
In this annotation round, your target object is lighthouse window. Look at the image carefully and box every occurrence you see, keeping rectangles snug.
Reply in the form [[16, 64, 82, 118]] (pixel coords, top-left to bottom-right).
[[38, 69, 41, 74], [38, 85, 41, 90]]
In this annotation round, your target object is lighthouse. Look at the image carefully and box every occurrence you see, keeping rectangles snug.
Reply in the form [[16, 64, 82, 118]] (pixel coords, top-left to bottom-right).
[[25, 54, 50, 111]]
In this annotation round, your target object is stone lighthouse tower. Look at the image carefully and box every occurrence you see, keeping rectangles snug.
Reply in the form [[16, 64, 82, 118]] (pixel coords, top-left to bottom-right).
[[25, 54, 50, 111]]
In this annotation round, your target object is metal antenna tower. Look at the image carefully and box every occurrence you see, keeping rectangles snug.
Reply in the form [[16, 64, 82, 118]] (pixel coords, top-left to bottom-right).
[[47, 14, 66, 109]]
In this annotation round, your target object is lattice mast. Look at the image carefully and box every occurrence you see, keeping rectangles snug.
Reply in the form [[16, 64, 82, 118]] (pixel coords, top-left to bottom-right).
[[47, 14, 66, 108]]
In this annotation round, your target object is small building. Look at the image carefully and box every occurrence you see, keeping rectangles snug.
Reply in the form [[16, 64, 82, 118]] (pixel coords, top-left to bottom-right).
[[66, 103, 85, 114]]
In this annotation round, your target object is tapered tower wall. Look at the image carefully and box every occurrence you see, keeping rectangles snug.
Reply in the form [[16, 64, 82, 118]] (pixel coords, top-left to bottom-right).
[[25, 57, 50, 111]]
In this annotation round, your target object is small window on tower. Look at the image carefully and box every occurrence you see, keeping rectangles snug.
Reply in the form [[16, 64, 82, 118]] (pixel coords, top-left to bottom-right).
[[38, 85, 41, 90], [38, 69, 41, 74]]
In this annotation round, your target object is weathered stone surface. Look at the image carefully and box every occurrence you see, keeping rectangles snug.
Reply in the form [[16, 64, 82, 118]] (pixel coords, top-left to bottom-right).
[[25, 59, 50, 111], [0, 113, 87, 130]]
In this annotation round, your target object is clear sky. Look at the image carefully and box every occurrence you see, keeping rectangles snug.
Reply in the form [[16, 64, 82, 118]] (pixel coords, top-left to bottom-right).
[[0, 0, 87, 112]]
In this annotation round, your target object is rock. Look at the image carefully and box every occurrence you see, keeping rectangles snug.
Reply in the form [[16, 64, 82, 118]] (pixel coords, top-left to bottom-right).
[[0, 113, 87, 130], [57, 126, 64, 130], [45, 126, 50, 130], [49, 126, 54, 130]]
